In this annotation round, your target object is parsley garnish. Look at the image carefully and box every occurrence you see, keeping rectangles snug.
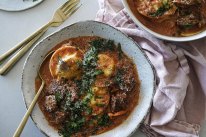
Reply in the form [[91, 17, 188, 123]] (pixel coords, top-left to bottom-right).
[[149, 1, 171, 17], [81, 38, 115, 93], [58, 38, 115, 137], [98, 113, 110, 126]]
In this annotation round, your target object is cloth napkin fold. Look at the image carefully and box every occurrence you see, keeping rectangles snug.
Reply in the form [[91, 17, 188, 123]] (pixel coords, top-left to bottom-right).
[[96, 0, 206, 137]]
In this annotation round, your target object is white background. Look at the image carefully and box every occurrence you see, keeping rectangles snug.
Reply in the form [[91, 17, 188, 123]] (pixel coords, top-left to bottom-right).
[[0, 0, 205, 137]]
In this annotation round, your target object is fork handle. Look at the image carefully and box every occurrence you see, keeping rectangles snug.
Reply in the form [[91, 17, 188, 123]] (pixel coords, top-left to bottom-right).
[[13, 81, 45, 137], [0, 30, 45, 75], [0, 21, 52, 63]]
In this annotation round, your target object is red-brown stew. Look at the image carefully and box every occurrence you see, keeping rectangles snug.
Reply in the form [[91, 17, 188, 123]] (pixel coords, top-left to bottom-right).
[[128, 0, 206, 36], [35, 36, 140, 137]]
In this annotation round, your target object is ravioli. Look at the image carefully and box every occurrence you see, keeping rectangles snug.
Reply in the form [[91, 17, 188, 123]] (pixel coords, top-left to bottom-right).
[[90, 86, 110, 116], [36, 37, 140, 137], [137, 0, 177, 19], [97, 54, 115, 77], [49, 45, 83, 79], [128, 0, 206, 36]]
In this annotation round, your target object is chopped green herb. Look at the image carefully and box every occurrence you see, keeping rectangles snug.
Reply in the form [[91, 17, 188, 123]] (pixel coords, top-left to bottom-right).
[[59, 38, 116, 137], [117, 43, 123, 59], [81, 69, 103, 93], [182, 24, 194, 29], [63, 93, 72, 111], [114, 69, 124, 85], [85, 107, 93, 115], [55, 92, 63, 103], [89, 39, 115, 52], [149, 2, 171, 17], [96, 103, 105, 107], [82, 88, 94, 106], [98, 113, 110, 126], [81, 38, 115, 93], [60, 117, 85, 137], [82, 46, 98, 70], [114, 69, 129, 90]]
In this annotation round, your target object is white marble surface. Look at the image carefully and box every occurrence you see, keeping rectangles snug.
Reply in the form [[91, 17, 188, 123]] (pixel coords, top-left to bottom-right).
[[0, 0, 205, 137]]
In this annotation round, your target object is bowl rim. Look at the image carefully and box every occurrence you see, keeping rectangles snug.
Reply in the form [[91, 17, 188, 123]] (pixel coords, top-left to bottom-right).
[[122, 0, 206, 42], [21, 20, 156, 137]]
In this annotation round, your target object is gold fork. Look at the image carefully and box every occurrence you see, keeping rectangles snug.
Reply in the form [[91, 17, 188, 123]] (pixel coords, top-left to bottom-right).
[[13, 50, 55, 137], [0, 0, 81, 75]]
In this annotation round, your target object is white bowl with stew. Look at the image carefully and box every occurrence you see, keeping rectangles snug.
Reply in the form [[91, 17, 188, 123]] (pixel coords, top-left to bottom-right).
[[122, 0, 206, 42], [22, 21, 155, 137]]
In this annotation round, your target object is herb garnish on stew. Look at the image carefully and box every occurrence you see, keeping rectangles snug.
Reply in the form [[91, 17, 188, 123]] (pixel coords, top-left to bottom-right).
[[36, 36, 140, 137]]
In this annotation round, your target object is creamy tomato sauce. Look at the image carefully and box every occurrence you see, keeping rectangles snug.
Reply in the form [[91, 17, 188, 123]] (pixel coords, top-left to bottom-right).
[[128, 0, 206, 37], [35, 36, 140, 137]]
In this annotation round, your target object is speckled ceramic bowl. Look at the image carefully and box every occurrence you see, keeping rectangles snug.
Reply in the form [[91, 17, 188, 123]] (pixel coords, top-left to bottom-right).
[[22, 21, 155, 137]]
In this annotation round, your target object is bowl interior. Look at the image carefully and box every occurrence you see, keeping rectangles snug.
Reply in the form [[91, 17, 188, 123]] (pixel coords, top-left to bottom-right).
[[22, 21, 155, 137], [122, 0, 206, 42]]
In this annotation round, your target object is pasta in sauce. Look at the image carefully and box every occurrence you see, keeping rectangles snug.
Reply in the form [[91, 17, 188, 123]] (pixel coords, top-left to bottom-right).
[[128, 0, 206, 36], [35, 36, 140, 137]]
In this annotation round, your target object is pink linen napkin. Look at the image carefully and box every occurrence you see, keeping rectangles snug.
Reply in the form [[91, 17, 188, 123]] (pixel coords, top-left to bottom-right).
[[96, 0, 206, 137]]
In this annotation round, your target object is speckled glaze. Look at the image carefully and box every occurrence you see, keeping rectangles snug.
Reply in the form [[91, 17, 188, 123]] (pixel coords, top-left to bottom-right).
[[22, 21, 155, 137], [0, 0, 43, 11], [122, 0, 206, 42]]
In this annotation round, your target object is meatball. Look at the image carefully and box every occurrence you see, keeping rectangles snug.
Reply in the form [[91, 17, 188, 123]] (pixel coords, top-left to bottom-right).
[[47, 79, 79, 102], [44, 95, 57, 112], [177, 13, 200, 26], [116, 58, 135, 92], [173, 0, 201, 7], [47, 78, 67, 95], [110, 92, 128, 113], [66, 80, 79, 102]]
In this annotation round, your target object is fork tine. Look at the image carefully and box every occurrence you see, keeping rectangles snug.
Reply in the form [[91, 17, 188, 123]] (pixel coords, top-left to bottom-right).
[[62, 0, 80, 13], [63, 1, 80, 15], [61, 0, 79, 12], [64, 4, 82, 17], [59, 0, 75, 11]]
